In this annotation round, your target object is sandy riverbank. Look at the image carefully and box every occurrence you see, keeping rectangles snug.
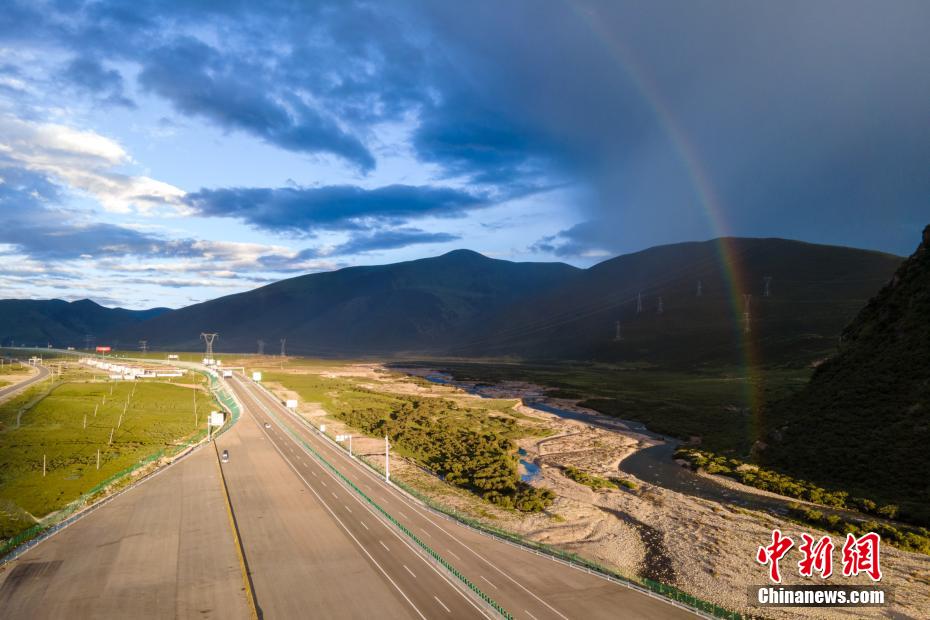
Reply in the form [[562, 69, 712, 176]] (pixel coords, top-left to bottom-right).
[[261, 362, 930, 619]]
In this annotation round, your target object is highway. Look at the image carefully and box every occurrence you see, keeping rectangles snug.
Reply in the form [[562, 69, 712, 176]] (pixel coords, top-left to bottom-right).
[[0, 443, 251, 618], [218, 376, 492, 619], [226, 374, 697, 620], [0, 363, 50, 402]]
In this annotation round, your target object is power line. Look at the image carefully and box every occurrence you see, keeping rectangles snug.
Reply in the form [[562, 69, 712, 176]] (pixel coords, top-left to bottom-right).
[[257, 339, 265, 355], [280, 338, 286, 357]]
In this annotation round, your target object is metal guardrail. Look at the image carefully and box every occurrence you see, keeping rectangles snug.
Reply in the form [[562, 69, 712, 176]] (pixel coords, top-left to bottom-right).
[[245, 381, 513, 619], [0, 367, 241, 565], [251, 379, 742, 620]]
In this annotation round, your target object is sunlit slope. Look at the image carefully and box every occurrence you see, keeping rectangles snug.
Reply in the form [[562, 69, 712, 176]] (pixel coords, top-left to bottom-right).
[[761, 226, 930, 524]]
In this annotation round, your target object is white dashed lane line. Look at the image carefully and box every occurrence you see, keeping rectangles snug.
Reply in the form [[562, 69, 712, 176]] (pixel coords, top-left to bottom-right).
[[433, 596, 450, 613]]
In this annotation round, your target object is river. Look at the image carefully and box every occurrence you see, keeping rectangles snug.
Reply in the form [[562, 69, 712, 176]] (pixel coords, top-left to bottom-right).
[[417, 370, 795, 515]]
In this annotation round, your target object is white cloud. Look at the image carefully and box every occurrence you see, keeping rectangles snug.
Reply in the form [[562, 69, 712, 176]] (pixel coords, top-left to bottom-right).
[[0, 113, 187, 214]]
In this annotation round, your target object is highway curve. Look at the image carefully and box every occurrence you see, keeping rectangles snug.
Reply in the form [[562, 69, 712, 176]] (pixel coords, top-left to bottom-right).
[[0, 363, 51, 403]]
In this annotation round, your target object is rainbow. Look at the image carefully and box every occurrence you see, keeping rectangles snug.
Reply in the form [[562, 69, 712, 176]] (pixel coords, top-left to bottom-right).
[[573, 7, 764, 423]]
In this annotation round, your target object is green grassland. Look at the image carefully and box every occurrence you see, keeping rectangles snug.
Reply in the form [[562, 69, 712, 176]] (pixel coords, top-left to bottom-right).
[[0, 370, 215, 539], [262, 369, 555, 511], [395, 361, 811, 456], [0, 361, 30, 387]]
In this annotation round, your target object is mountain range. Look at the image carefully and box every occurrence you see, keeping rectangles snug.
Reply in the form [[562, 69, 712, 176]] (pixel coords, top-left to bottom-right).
[[761, 226, 930, 523], [1, 237, 903, 366]]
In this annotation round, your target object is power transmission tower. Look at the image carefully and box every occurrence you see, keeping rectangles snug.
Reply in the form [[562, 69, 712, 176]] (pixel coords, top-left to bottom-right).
[[763, 276, 772, 297], [280, 338, 286, 357], [257, 339, 265, 356], [138, 340, 148, 354], [84, 334, 95, 351], [614, 321, 623, 341], [743, 294, 752, 334], [636, 292, 643, 313], [200, 333, 218, 361], [657, 296, 664, 314], [696, 280, 703, 297]]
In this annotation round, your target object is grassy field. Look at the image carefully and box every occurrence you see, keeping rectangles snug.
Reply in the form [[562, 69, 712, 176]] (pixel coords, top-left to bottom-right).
[[396, 361, 812, 456], [0, 361, 31, 388], [258, 366, 555, 511], [0, 367, 216, 539]]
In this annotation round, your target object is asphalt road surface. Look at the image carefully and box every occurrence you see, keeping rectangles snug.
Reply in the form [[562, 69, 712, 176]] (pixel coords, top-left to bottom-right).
[[218, 378, 492, 619], [0, 445, 251, 618], [226, 375, 697, 620], [0, 363, 50, 402]]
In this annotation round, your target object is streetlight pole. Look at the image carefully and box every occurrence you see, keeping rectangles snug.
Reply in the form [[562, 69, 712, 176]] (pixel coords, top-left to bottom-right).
[[384, 435, 389, 483]]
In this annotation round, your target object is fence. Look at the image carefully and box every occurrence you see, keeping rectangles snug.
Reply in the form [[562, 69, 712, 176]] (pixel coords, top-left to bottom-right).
[[257, 395, 513, 619], [253, 380, 743, 620], [0, 368, 240, 564]]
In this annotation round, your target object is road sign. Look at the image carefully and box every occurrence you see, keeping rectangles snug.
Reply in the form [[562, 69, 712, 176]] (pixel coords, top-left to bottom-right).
[[336, 434, 347, 441], [319, 424, 326, 433], [252, 371, 262, 381], [208, 411, 225, 427], [285, 399, 298, 409]]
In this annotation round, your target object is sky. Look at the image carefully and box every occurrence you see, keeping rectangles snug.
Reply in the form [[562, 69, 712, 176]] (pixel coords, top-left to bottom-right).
[[0, 0, 928, 309]]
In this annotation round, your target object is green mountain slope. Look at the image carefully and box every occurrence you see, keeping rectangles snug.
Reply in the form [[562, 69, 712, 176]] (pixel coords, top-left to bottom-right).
[[760, 226, 930, 523]]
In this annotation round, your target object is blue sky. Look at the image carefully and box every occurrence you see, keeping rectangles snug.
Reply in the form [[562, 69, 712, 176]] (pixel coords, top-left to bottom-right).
[[1, 1, 928, 309]]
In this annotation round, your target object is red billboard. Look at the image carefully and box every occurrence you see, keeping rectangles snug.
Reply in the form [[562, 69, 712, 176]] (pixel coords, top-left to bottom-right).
[[95, 346, 112, 353]]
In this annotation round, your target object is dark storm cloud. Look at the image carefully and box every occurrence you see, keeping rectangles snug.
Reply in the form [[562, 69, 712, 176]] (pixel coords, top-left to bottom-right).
[[184, 184, 488, 235], [2, 0, 928, 255], [137, 37, 376, 171], [328, 228, 460, 256], [408, 1, 930, 255], [59, 56, 135, 108]]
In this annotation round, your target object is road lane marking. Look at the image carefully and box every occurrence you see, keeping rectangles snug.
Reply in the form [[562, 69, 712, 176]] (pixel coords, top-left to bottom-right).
[[247, 410, 428, 620], [420, 528, 431, 537], [403, 564, 416, 578], [238, 380, 494, 619], [344, 504, 352, 513], [360, 521, 369, 530], [447, 549, 461, 561], [480, 575, 497, 589], [379, 540, 390, 552], [433, 596, 450, 613], [525, 610, 539, 620]]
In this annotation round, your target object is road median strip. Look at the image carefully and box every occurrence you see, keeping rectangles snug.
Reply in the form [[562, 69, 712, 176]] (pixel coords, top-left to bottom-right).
[[212, 440, 260, 620], [249, 383, 514, 620]]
